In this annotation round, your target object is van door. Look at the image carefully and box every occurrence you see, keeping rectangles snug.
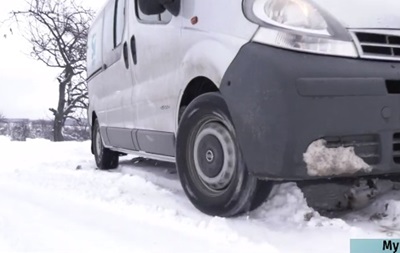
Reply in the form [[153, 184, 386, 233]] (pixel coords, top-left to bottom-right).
[[126, 1, 182, 157], [101, 0, 137, 150]]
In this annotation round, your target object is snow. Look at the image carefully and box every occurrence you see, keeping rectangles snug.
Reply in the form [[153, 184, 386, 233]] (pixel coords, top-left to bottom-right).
[[0, 137, 399, 252], [304, 139, 372, 176]]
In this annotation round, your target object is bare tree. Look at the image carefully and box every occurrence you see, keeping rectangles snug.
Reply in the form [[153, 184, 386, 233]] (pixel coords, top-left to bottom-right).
[[11, 0, 94, 141]]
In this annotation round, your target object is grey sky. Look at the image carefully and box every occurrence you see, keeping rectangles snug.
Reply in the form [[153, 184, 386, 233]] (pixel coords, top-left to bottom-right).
[[0, 0, 106, 119]]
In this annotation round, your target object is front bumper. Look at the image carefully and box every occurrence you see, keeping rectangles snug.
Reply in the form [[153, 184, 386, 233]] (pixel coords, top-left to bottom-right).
[[220, 43, 400, 180]]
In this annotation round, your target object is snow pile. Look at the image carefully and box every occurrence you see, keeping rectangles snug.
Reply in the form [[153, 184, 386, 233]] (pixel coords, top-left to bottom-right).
[[304, 139, 372, 176], [345, 180, 394, 210], [253, 183, 348, 229], [380, 200, 400, 230], [253, 184, 317, 224], [349, 185, 400, 231]]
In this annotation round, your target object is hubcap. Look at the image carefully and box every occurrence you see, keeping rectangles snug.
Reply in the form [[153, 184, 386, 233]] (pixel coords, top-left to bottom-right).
[[193, 121, 236, 191]]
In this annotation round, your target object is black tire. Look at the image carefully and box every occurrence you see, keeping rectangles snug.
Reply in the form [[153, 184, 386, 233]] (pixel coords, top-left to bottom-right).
[[92, 119, 119, 170], [176, 93, 273, 217]]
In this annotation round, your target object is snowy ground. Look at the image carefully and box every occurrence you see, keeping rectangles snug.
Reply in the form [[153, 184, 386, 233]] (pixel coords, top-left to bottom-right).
[[0, 136, 399, 253]]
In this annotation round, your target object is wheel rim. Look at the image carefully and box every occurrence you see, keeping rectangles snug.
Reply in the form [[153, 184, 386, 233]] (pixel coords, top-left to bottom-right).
[[95, 128, 102, 157], [193, 121, 236, 192]]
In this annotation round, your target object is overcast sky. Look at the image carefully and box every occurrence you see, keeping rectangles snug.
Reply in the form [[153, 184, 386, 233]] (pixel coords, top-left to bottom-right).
[[0, 0, 106, 119]]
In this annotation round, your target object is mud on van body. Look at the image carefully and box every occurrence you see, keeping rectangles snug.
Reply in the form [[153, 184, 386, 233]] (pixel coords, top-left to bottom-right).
[[87, 0, 400, 216]]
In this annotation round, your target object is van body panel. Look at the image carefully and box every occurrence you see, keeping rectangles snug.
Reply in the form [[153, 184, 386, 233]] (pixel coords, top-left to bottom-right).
[[102, 0, 136, 132], [313, 0, 400, 29], [180, 38, 250, 88], [106, 127, 138, 150], [87, 9, 107, 128], [88, 77, 107, 128], [136, 130, 176, 157], [87, 0, 260, 163], [128, 24, 182, 132], [179, 0, 258, 88], [88, 0, 400, 180], [181, 0, 258, 40]]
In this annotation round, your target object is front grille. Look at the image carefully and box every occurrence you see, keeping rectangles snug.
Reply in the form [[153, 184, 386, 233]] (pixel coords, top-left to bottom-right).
[[393, 133, 400, 163], [325, 134, 380, 165], [352, 30, 400, 61]]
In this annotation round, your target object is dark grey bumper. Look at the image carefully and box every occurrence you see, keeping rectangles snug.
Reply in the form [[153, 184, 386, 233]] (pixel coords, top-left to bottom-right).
[[220, 43, 400, 180]]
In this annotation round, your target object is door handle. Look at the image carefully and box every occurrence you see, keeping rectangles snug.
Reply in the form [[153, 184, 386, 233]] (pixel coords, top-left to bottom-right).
[[130, 35, 137, 65], [123, 42, 129, 69]]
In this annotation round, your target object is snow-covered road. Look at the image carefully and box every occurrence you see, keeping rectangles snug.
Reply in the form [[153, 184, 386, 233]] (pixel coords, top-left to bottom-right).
[[0, 136, 399, 252]]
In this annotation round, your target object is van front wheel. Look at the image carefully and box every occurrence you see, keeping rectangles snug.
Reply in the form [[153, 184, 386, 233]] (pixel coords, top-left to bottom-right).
[[176, 93, 273, 217]]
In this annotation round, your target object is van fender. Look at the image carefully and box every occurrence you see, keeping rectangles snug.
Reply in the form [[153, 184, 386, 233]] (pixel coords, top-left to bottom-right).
[[176, 39, 244, 130], [180, 39, 244, 88]]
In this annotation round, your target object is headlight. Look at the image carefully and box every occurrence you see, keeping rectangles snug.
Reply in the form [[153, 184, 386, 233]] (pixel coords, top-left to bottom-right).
[[253, 0, 329, 35], [244, 0, 358, 57]]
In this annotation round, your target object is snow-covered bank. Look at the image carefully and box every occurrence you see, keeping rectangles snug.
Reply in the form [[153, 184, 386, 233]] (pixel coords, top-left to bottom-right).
[[0, 137, 399, 252]]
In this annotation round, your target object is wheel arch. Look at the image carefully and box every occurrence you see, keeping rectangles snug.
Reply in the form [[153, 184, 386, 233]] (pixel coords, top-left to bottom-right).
[[177, 76, 219, 125]]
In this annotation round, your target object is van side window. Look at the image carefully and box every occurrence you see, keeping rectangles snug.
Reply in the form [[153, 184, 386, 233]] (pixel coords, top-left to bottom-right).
[[136, 1, 172, 23], [103, 0, 115, 53], [102, 0, 126, 67], [114, 0, 126, 47]]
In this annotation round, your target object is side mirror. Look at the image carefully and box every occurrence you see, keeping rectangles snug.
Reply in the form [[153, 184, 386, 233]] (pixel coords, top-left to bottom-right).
[[158, 0, 180, 16], [138, 0, 165, 15], [138, 0, 181, 17]]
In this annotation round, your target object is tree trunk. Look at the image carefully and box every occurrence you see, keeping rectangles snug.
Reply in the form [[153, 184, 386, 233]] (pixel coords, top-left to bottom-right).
[[52, 75, 68, 142], [53, 115, 64, 142]]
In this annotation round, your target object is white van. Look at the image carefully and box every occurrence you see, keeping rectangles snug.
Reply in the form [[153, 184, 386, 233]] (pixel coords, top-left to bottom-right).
[[87, 0, 400, 216]]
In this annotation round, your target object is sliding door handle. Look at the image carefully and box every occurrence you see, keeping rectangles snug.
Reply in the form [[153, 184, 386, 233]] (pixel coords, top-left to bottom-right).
[[123, 42, 129, 69], [131, 35, 137, 65]]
